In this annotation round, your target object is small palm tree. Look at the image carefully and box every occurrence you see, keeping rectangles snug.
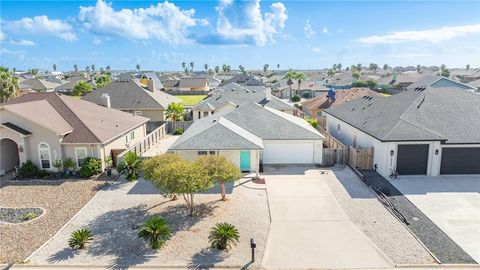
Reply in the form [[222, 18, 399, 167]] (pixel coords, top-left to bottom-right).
[[53, 64, 57, 72], [136, 64, 141, 71], [214, 66, 220, 74], [138, 217, 171, 249], [209, 223, 240, 251], [119, 151, 141, 181], [204, 63, 208, 72], [294, 72, 306, 96], [190, 62, 194, 71], [68, 228, 93, 250], [73, 64, 78, 72], [165, 102, 185, 121]]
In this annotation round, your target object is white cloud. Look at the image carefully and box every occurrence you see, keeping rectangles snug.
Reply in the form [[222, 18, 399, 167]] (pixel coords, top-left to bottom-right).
[[0, 29, 4, 41], [93, 37, 102, 45], [304, 20, 315, 39], [79, 0, 200, 44], [3, 15, 76, 41], [357, 24, 480, 44], [322, 26, 329, 34], [213, 0, 288, 46], [312, 47, 322, 53], [9, 39, 35, 46]]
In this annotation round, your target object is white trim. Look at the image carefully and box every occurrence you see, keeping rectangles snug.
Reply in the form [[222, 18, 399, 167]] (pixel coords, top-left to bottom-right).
[[74, 147, 88, 168], [37, 142, 52, 170]]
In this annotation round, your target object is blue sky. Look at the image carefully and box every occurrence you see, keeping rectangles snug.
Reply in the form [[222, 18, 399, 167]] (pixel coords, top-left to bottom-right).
[[1, 0, 479, 71]]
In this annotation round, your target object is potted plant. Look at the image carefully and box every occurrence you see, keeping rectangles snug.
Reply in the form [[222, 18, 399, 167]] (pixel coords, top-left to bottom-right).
[[63, 157, 75, 176], [104, 156, 113, 176]]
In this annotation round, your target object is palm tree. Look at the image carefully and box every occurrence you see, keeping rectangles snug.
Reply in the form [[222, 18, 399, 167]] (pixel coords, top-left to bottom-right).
[[337, 63, 342, 72], [277, 64, 280, 70], [466, 64, 470, 71], [138, 217, 171, 249], [238, 65, 245, 74], [283, 70, 296, 99], [332, 64, 337, 71], [383, 64, 388, 72], [208, 223, 240, 251], [53, 64, 57, 72], [165, 102, 185, 121], [91, 65, 96, 72], [222, 64, 227, 73], [369, 63, 378, 73], [416, 65, 421, 74], [352, 70, 361, 80], [356, 63, 362, 71], [204, 64, 208, 72], [181, 62, 186, 72], [136, 64, 141, 71], [189, 62, 194, 72], [226, 65, 231, 73], [106, 65, 111, 73], [73, 64, 78, 72], [214, 66, 220, 74], [119, 151, 141, 181], [294, 72, 306, 96], [85, 66, 90, 73], [441, 64, 446, 70], [327, 69, 335, 77], [0, 71, 19, 102], [263, 64, 269, 75]]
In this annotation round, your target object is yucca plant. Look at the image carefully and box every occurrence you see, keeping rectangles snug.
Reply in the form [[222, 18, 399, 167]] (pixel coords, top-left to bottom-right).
[[138, 217, 171, 249], [118, 151, 141, 181], [208, 222, 240, 251], [68, 228, 93, 250]]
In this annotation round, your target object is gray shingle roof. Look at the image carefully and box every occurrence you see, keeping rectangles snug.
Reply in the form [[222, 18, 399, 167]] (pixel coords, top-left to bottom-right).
[[170, 102, 324, 151], [193, 83, 293, 112], [82, 80, 180, 109], [324, 87, 480, 143], [406, 76, 477, 92]]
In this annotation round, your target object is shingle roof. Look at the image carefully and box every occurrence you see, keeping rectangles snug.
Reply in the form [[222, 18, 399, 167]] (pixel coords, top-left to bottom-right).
[[324, 87, 480, 143], [178, 77, 208, 88], [1, 122, 32, 136], [82, 79, 180, 109], [141, 72, 164, 90], [19, 78, 62, 90], [2, 92, 149, 144], [193, 83, 293, 112], [302, 88, 381, 111], [406, 76, 477, 92], [170, 102, 324, 150]]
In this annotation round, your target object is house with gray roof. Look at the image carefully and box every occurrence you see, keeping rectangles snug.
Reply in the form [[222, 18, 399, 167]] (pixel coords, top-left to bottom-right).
[[191, 83, 294, 120], [19, 78, 63, 92], [406, 75, 478, 93], [170, 102, 324, 174], [82, 79, 181, 122], [0, 92, 149, 175], [324, 87, 480, 178]]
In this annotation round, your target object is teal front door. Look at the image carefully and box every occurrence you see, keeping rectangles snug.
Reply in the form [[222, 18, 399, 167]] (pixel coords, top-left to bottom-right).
[[240, 151, 251, 172]]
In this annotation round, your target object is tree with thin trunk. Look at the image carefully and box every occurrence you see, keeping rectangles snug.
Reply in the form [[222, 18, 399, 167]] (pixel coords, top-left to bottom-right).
[[294, 72, 306, 96], [337, 63, 342, 72], [136, 64, 141, 71], [277, 64, 280, 70], [466, 64, 470, 71], [204, 64, 208, 72], [383, 64, 388, 72], [283, 69, 296, 99], [327, 69, 335, 77], [53, 64, 57, 72], [263, 64, 269, 76], [196, 156, 241, 201], [215, 66, 220, 74], [91, 65, 96, 72], [142, 153, 185, 200], [85, 66, 90, 73], [190, 62, 194, 72], [352, 70, 361, 80], [106, 65, 111, 73], [416, 65, 421, 74], [73, 64, 78, 72], [332, 64, 337, 71], [0, 69, 19, 102]]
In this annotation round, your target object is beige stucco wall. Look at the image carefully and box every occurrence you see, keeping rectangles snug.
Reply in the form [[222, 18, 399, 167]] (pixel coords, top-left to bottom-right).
[[1, 110, 62, 171], [124, 109, 165, 121]]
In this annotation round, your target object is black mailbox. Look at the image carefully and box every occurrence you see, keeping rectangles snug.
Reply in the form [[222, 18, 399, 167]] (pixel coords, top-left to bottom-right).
[[250, 238, 256, 248]]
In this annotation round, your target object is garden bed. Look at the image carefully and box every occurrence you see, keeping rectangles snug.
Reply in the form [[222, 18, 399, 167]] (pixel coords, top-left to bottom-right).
[[0, 207, 44, 224]]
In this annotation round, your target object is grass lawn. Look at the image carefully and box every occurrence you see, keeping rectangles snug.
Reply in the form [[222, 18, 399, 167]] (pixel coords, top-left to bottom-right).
[[380, 93, 392, 97], [176, 95, 207, 106]]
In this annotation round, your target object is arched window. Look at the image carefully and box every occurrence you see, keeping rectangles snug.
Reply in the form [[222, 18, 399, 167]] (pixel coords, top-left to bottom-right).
[[38, 143, 51, 169]]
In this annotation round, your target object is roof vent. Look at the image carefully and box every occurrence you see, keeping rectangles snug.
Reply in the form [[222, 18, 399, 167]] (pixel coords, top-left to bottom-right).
[[213, 120, 216, 122]]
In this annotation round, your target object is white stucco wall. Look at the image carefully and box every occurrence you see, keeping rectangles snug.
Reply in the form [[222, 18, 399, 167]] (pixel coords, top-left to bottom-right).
[[173, 149, 260, 173], [262, 140, 322, 164]]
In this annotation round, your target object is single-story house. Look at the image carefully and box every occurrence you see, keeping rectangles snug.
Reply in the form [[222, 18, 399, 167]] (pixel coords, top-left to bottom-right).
[[406, 75, 478, 93], [324, 87, 480, 178], [19, 78, 63, 92], [191, 83, 295, 120], [169, 102, 324, 174], [301, 88, 382, 118], [0, 93, 149, 175], [177, 77, 209, 91], [55, 77, 96, 93], [82, 79, 181, 122], [138, 72, 164, 91]]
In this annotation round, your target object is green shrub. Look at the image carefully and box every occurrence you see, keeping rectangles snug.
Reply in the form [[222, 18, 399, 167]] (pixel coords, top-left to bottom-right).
[[117, 152, 141, 181], [63, 157, 75, 171], [291, 95, 301, 102], [68, 228, 94, 250], [351, 80, 368, 87], [305, 117, 318, 128], [208, 222, 240, 251], [79, 157, 102, 178], [138, 217, 171, 249], [17, 161, 40, 178], [22, 211, 38, 221], [173, 128, 184, 135]]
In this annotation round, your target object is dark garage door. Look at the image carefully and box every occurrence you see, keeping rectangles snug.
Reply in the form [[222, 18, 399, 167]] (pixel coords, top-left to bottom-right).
[[440, 148, 480, 174], [397, 144, 429, 175]]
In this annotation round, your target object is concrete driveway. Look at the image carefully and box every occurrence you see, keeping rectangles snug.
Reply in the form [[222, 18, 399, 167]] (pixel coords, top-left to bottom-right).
[[261, 166, 393, 269], [392, 175, 480, 263]]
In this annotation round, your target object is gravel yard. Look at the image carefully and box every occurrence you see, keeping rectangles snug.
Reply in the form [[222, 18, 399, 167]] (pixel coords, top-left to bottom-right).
[[325, 167, 436, 265], [0, 207, 44, 223], [28, 178, 270, 269], [0, 180, 104, 264]]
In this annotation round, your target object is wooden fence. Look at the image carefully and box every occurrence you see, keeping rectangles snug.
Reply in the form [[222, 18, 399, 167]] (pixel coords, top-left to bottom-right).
[[146, 121, 193, 134], [317, 116, 327, 130], [116, 123, 167, 164], [348, 146, 374, 170], [316, 126, 347, 150], [316, 126, 348, 166]]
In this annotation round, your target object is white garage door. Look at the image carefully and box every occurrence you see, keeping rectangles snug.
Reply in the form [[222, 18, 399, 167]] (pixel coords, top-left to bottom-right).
[[263, 142, 314, 164]]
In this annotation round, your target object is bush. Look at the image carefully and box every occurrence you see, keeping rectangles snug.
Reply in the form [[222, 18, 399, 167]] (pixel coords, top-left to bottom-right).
[[79, 157, 102, 178], [138, 217, 171, 249], [173, 128, 184, 135], [351, 80, 368, 87], [117, 152, 141, 181], [22, 211, 38, 221], [208, 222, 240, 251], [291, 95, 301, 102], [305, 117, 318, 128], [68, 228, 93, 250], [63, 157, 75, 171], [17, 161, 40, 178]]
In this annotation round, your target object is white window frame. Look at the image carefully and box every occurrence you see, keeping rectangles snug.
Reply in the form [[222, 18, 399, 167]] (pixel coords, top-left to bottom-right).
[[130, 131, 135, 140], [134, 111, 142, 115], [75, 147, 88, 168], [38, 142, 52, 170]]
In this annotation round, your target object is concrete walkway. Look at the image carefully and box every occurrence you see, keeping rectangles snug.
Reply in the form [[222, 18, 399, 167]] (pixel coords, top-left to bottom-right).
[[261, 166, 394, 269], [141, 135, 179, 158]]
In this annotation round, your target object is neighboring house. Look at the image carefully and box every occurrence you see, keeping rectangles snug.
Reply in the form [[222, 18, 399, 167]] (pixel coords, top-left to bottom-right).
[[406, 75, 478, 93], [138, 72, 164, 90], [170, 102, 324, 174], [19, 78, 62, 92], [377, 73, 422, 90], [177, 77, 209, 91], [82, 79, 181, 122], [161, 79, 180, 91], [324, 87, 480, 179], [55, 77, 96, 93], [467, 78, 480, 91], [191, 83, 295, 121], [0, 93, 149, 175], [301, 88, 382, 118], [219, 74, 265, 87]]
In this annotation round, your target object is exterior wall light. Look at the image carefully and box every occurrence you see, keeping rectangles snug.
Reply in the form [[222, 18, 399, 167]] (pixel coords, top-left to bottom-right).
[[390, 150, 394, 156], [435, 149, 439, 155]]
